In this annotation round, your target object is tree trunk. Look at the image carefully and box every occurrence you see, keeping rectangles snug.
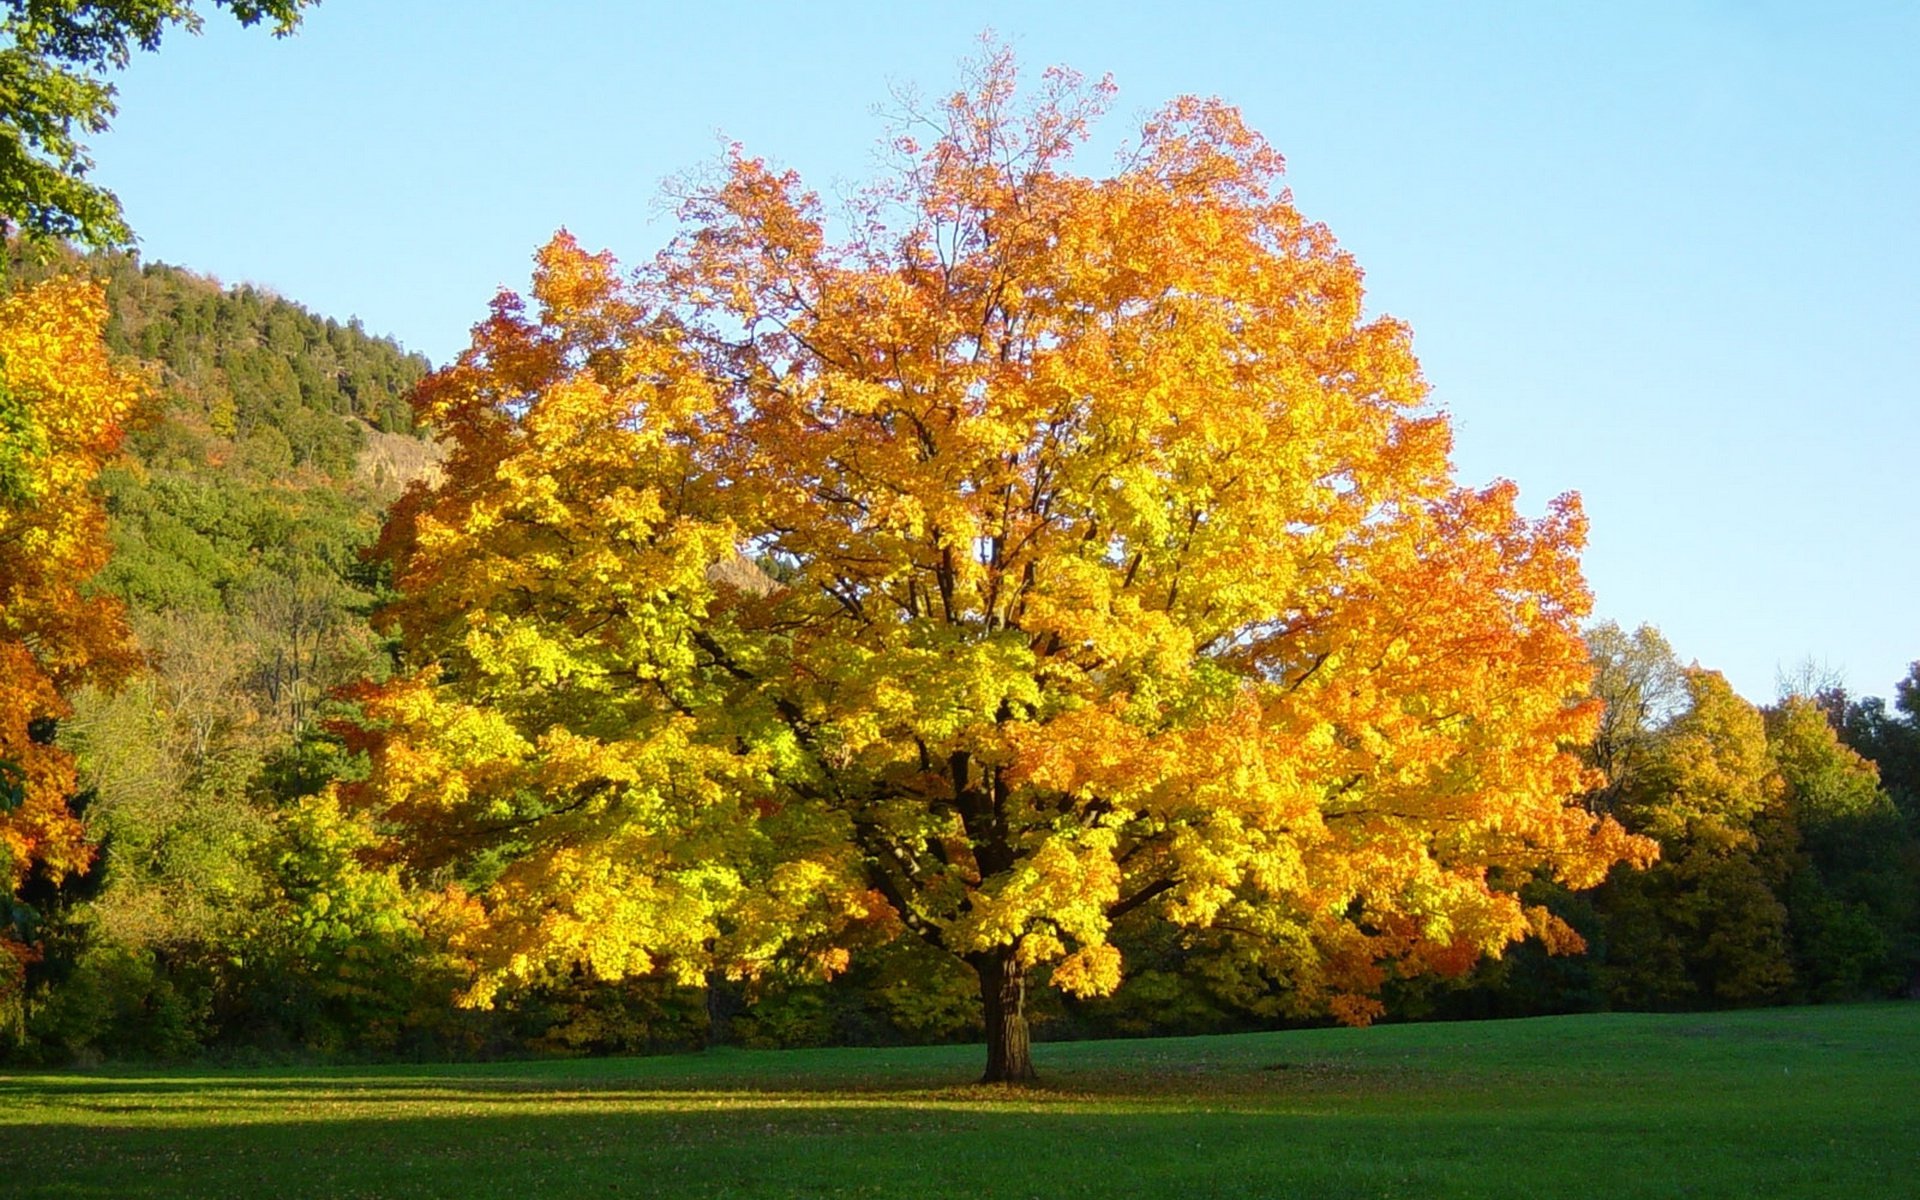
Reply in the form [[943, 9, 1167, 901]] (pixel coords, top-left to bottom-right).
[[974, 948, 1036, 1083]]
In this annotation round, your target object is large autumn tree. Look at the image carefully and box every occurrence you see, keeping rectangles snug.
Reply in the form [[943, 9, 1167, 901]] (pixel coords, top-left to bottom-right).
[[0, 276, 143, 999], [353, 50, 1652, 1081]]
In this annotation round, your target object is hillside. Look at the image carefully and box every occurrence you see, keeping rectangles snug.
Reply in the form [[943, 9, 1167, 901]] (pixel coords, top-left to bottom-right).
[[3, 250, 447, 1061]]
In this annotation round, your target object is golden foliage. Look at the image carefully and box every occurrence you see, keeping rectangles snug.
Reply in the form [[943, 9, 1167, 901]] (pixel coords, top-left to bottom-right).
[[0, 277, 144, 988]]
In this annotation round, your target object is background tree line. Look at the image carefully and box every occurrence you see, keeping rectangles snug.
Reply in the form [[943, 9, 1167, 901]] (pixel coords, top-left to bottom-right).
[[1410, 633, 1920, 1023]]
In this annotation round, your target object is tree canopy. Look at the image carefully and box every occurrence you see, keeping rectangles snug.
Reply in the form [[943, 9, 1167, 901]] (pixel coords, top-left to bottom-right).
[[351, 49, 1653, 1081], [0, 0, 314, 247]]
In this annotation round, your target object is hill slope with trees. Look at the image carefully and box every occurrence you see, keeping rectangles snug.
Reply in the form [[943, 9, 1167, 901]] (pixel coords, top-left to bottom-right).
[[2, 249, 454, 1059]]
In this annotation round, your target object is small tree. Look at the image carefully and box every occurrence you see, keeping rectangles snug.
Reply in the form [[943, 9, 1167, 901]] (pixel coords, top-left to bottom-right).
[[351, 49, 1652, 1081], [0, 277, 144, 1009]]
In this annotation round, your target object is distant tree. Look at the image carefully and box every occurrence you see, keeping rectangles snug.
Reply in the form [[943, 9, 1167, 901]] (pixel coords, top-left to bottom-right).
[[1766, 696, 1911, 998], [1774, 657, 1847, 711], [1584, 621, 1688, 811], [1600, 670, 1796, 1007], [350, 49, 1653, 1082], [1770, 697, 1888, 829], [1835, 664, 1920, 820], [0, 0, 316, 247]]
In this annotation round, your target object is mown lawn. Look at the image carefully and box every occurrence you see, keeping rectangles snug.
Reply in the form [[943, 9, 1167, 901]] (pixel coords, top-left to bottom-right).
[[3, 1004, 1916, 1199]]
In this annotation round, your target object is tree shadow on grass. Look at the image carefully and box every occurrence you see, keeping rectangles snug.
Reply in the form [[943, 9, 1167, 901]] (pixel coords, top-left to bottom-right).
[[8, 1009, 1919, 1198], [0, 1049, 1433, 1119], [2, 1068, 1915, 1200]]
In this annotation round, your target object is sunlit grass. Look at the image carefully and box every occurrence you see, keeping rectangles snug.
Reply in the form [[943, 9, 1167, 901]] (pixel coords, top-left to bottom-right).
[[5, 1004, 1917, 1198]]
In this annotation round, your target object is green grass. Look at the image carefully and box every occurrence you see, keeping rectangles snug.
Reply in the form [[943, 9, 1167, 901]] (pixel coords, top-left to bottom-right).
[[4, 1004, 1918, 1198]]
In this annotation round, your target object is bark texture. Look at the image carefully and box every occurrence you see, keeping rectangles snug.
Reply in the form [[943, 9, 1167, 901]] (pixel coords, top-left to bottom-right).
[[976, 949, 1035, 1083]]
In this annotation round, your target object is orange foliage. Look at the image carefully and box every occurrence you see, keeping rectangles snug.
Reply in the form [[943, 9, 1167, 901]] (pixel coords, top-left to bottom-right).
[[0, 277, 143, 991]]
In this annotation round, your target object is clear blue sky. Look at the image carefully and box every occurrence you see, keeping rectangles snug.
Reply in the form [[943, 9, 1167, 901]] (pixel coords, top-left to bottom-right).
[[95, 1, 1918, 704]]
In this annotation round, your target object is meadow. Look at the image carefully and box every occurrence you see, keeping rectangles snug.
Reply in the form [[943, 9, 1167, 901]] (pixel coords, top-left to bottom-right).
[[3, 1003, 1915, 1199]]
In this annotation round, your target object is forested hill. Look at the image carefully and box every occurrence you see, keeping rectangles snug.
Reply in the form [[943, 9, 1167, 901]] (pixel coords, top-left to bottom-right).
[[14, 249, 431, 472], [7, 249, 439, 616], [103, 258, 427, 473]]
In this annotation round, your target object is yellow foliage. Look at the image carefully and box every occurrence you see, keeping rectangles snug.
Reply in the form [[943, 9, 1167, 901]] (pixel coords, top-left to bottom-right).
[[1051, 943, 1124, 998]]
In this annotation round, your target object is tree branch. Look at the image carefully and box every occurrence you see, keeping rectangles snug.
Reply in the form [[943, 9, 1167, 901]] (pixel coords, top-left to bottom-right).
[[1109, 876, 1178, 920]]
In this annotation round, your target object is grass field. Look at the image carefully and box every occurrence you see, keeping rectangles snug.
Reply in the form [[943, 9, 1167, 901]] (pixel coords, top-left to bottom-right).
[[3, 1004, 1917, 1199]]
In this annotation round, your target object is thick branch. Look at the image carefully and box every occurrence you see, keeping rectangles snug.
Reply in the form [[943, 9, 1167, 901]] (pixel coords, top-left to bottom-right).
[[856, 837, 948, 951], [1109, 876, 1178, 921]]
